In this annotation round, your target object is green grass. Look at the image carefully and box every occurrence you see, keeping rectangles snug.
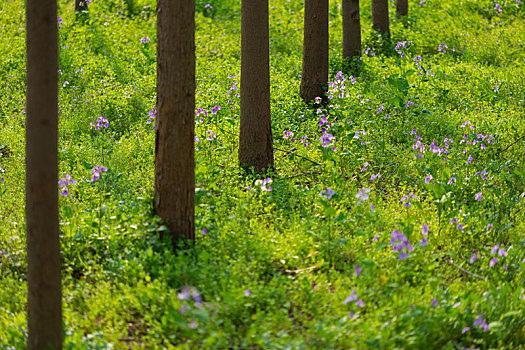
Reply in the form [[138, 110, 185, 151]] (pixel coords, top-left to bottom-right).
[[1, 0, 525, 348]]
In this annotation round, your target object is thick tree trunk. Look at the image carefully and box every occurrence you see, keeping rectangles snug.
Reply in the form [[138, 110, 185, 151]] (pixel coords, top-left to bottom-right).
[[155, 0, 195, 244], [372, 0, 390, 39], [26, 0, 62, 349], [239, 0, 274, 172], [342, 0, 361, 62], [300, 0, 329, 102], [75, 0, 88, 12], [396, 0, 408, 17]]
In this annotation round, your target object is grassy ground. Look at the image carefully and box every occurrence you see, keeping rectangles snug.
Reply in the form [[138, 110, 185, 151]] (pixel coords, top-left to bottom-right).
[[1, 0, 525, 348]]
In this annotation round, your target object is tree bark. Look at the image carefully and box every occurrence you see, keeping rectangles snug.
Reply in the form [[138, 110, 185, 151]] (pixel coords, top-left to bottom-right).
[[300, 0, 329, 103], [239, 0, 274, 172], [342, 0, 361, 62], [26, 0, 62, 349], [396, 0, 408, 18], [155, 0, 195, 244], [372, 0, 390, 39]]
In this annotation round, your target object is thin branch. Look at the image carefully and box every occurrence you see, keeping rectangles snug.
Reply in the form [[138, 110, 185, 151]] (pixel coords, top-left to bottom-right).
[[274, 147, 322, 166], [493, 134, 525, 157], [445, 257, 486, 281]]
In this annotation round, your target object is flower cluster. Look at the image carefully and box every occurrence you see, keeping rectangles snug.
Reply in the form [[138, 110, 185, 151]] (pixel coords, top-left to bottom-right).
[[400, 192, 416, 208], [394, 41, 412, 58], [140, 37, 151, 44], [355, 188, 371, 205], [146, 107, 156, 130], [91, 165, 107, 182], [58, 174, 77, 197], [90, 115, 109, 130], [319, 188, 334, 200], [390, 230, 414, 260], [255, 178, 272, 192]]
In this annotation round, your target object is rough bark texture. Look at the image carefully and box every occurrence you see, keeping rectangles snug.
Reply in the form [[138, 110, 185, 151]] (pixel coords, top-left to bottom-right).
[[342, 0, 361, 62], [155, 0, 195, 244], [75, 0, 88, 12], [372, 0, 390, 39], [26, 0, 62, 349], [396, 0, 408, 17], [300, 0, 329, 102], [239, 0, 274, 172]]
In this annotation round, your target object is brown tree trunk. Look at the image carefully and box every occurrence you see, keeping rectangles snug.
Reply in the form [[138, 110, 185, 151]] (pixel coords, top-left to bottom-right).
[[75, 0, 88, 12], [396, 0, 408, 17], [155, 0, 195, 244], [239, 0, 274, 172], [300, 0, 329, 102], [342, 0, 361, 62], [372, 0, 390, 39], [26, 0, 62, 349]]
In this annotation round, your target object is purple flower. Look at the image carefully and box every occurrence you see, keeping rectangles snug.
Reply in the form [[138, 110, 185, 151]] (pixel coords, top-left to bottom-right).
[[211, 105, 221, 114], [244, 289, 252, 296], [146, 107, 156, 129], [320, 132, 335, 147], [255, 178, 272, 192], [370, 173, 381, 181], [469, 252, 478, 264], [90, 115, 109, 130], [343, 290, 357, 304], [462, 327, 470, 334], [355, 299, 365, 307], [474, 192, 482, 201], [57, 16, 63, 29], [431, 299, 438, 307], [420, 238, 428, 246], [320, 188, 335, 200], [205, 3, 213, 9], [474, 317, 489, 332], [422, 224, 429, 236], [490, 258, 498, 267], [59, 174, 77, 197], [491, 244, 500, 254], [425, 175, 433, 184], [355, 264, 361, 277], [498, 248, 507, 257], [91, 165, 107, 182], [206, 130, 217, 141], [140, 37, 151, 44], [355, 188, 371, 204], [438, 43, 448, 53]]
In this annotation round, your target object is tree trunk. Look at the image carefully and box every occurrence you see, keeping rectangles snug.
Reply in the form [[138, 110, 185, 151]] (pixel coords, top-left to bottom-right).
[[372, 0, 390, 39], [342, 0, 361, 62], [26, 0, 62, 349], [300, 0, 329, 102], [239, 0, 274, 172], [155, 0, 195, 244], [396, 0, 408, 17], [75, 0, 88, 12]]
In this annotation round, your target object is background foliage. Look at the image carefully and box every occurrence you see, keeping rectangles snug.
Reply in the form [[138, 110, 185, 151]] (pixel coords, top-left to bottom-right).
[[1, 0, 524, 348]]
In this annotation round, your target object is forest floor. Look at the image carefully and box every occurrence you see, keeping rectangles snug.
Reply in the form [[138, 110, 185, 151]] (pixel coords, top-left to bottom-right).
[[1, 0, 525, 348]]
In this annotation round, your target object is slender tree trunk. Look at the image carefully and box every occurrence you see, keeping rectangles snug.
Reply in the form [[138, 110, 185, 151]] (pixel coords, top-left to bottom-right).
[[372, 0, 390, 39], [396, 0, 408, 17], [239, 0, 274, 172], [300, 0, 329, 102], [342, 0, 361, 62], [155, 0, 195, 244], [26, 0, 62, 349], [75, 0, 88, 12]]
